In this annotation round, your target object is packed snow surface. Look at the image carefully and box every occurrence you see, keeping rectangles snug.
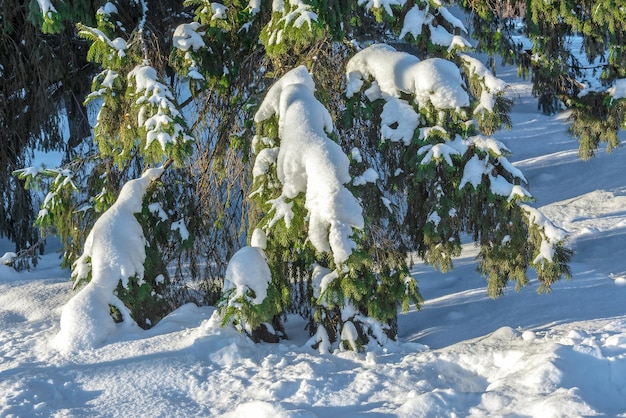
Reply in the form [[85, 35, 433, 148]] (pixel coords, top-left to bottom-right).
[[2, 66, 626, 417]]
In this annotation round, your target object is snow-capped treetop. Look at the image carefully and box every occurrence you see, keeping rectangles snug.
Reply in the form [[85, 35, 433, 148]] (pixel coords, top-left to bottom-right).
[[72, 167, 165, 290], [254, 66, 364, 264], [55, 167, 165, 353], [128, 65, 194, 151], [222, 246, 271, 305]]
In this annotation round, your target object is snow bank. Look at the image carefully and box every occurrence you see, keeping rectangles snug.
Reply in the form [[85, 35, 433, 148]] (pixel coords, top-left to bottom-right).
[[54, 168, 164, 354], [254, 66, 364, 264]]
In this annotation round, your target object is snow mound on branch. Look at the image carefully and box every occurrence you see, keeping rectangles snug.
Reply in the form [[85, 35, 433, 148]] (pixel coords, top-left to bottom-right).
[[608, 78, 626, 101], [254, 66, 364, 264], [222, 231, 271, 306], [399, 3, 470, 51], [462, 54, 508, 114], [173, 22, 206, 51], [54, 168, 164, 354], [346, 44, 469, 109]]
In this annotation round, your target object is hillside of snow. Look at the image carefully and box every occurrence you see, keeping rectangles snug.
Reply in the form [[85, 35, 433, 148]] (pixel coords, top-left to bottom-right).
[[1, 65, 626, 417]]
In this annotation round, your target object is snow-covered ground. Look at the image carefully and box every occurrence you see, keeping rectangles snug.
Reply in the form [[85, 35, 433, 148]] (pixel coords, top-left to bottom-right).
[[2, 65, 626, 417]]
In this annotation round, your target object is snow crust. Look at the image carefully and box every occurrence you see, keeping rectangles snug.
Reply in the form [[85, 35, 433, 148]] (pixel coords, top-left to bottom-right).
[[254, 66, 364, 264], [54, 168, 164, 354]]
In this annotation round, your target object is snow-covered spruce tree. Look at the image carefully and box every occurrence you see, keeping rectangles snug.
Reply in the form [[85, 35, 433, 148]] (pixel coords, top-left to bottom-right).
[[55, 167, 166, 352], [461, 0, 626, 160], [212, 1, 571, 351], [22, 0, 195, 329], [28, 0, 572, 352]]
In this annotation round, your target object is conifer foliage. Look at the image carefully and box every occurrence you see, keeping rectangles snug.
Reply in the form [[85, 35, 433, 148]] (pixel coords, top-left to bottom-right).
[[462, 0, 626, 159], [12, 0, 590, 351]]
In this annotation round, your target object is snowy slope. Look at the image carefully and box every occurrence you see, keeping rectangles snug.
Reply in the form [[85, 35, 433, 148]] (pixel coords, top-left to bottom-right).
[[1, 66, 626, 417]]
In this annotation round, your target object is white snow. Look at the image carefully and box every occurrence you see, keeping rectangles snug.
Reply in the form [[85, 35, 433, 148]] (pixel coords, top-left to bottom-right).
[[97, 2, 118, 16], [346, 44, 469, 109], [608, 78, 626, 101], [358, 0, 406, 17], [352, 167, 378, 186], [210, 3, 227, 20], [173, 22, 206, 51], [254, 66, 364, 264], [128, 65, 194, 150], [221, 246, 271, 306], [36, 0, 56, 16], [54, 167, 164, 354], [2, 62, 626, 417]]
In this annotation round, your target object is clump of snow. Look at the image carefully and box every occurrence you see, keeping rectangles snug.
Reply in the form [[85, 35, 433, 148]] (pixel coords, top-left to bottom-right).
[[222, 246, 271, 306], [77, 25, 127, 58], [607, 78, 626, 101], [252, 147, 279, 177], [520, 204, 568, 264], [399, 4, 429, 39], [173, 22, 206, 51], [264, 0, 319, 45], [254, 66, 364, 264], [419, 143, 460, 166], [358, 0, 404, 17], [0, 252, 16, 265], [346, 44, 469, 110], [54, 167, 164, 354], [380, 97, 419, 145], [171, 219, 189, 241], [398, 3, 470, 50], [97, 2, 118, 16], [340, 321, 359, 351], [247, 0, 261, 15], [353, 168, 378, 186], [462, 54, 508, 113], [250, 228, 267, 249], [210, 3, 227, 20], [0, 253, 18, 281], [36, 0, 56, 16]]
